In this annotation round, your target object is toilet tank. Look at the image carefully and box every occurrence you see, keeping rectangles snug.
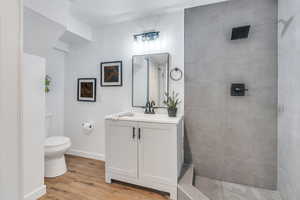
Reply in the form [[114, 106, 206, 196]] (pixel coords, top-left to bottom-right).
[[46, 113, 53, 138]]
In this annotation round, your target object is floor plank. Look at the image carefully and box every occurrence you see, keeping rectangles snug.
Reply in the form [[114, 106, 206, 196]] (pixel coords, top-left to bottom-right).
[[39, 155, 169, 200]]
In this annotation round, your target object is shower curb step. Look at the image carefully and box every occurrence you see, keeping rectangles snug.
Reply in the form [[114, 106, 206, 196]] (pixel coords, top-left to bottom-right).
[[179, 164, 195, 185], [178, 164, 210, 200]]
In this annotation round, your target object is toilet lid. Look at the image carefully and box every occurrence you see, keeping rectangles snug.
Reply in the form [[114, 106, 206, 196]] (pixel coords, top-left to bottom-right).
[[45, 136, 70, 147]]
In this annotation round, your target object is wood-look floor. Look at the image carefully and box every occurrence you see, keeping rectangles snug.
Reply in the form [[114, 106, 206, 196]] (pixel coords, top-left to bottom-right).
[[39, 155, 169, 200]]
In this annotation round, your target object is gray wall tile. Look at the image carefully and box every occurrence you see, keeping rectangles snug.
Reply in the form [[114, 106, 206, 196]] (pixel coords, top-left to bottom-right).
[[184, 0, 277, 189], [278, 0, 300, 199]]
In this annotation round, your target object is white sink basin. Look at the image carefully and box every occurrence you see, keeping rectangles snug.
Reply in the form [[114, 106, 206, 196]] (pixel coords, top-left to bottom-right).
[[106, 112, 183, 124]]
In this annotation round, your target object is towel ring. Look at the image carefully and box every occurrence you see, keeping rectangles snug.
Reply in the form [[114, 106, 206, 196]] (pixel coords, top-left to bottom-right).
[[170, 68, 183, 81]]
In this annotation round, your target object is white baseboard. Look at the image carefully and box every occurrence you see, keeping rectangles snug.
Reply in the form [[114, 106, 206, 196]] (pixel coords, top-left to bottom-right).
[[67, 149, 105, 161], [24, 185, 46, 200]]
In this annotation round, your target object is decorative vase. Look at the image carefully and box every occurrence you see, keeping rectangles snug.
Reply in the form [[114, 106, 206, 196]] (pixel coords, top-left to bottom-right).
[[168, 107, 177, 117]]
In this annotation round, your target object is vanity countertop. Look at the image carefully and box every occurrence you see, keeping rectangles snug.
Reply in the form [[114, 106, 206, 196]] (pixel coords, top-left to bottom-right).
[[105, 112, 183, 124]]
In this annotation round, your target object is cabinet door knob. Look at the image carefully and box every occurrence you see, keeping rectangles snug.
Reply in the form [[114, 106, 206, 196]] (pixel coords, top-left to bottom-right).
[[132, 127, 136, 139]]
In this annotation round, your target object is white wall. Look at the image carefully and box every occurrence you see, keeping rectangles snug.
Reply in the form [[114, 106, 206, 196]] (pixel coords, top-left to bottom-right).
[[0, 0, 22, 199], [65, 11, 184, 159], [23, 53, 46, 200], [23, 8, 66, 58], [46, 49, 66, 137], [24, 0, 70, 27], [23, 0, 92, 57], [67, 15, 93, 40], [60, 15, 93, 45]]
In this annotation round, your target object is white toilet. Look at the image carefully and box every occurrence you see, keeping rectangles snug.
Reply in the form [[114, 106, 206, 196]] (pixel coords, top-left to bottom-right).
[[45, 114, 71, 178]]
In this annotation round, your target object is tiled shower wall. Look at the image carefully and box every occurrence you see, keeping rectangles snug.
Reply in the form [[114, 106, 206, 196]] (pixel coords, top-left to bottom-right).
[[278, 0, 300, 199], [184, 0, 278, 189]]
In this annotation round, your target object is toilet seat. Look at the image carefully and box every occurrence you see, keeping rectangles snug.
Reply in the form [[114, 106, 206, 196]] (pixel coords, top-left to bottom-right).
[[45, 136, 70, 148]]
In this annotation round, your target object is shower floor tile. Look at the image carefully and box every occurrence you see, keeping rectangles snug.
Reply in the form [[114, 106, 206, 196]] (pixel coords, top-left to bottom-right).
[[195, 176, 282, 200]]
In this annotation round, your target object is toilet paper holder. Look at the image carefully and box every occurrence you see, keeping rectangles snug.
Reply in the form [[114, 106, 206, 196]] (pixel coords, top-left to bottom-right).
[[82, 121, 95, 131]]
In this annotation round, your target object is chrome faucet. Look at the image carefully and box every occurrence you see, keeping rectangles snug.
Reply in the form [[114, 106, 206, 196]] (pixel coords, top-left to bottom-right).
[[144, 101, 156, 114]]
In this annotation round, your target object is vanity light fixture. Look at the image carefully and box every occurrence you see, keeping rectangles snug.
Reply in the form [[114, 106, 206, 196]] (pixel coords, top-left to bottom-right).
[[134, 31, 160, 42]]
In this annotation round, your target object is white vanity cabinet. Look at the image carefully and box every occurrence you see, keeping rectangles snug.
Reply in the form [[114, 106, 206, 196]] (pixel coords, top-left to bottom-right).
[[106, 121, 138, 179], [105, 113, 184, 200]]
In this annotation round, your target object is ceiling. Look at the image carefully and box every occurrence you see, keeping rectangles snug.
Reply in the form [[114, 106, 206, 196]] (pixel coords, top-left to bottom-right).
[[69, 0, 228, 27]]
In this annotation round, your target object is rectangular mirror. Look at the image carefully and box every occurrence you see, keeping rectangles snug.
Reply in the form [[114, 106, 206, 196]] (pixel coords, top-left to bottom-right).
[[132, 53, 169, 108]]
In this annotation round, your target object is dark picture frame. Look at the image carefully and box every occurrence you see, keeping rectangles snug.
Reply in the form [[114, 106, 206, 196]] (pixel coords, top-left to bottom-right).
[[100, 61, 123, 87], [77, 78, 97, 102]]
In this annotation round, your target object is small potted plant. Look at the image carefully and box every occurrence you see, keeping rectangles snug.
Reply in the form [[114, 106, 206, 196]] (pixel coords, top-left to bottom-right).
[[163, 91, 181, 117], [45, 75, 51, 93]]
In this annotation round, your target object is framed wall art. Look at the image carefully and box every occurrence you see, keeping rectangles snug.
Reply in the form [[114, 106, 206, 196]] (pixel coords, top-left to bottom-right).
[[77, 78, 97, 102], [100, 61, 122, 87]]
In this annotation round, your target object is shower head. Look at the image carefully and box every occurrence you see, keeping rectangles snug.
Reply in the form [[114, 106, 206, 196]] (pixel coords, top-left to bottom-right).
[[231, 25, 251, 40]]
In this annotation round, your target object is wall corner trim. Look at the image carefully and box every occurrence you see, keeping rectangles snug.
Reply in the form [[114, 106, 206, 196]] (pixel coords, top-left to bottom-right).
[[24, 185, 46, 200]]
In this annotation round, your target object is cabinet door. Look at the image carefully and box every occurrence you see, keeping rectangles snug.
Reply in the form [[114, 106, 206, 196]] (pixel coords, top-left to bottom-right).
[[106, 121, 138, 179], [138, 123, 177, 185]]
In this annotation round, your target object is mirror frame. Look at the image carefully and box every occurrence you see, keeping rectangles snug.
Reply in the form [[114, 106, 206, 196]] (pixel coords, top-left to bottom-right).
[[132, 52, 170, 108]]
